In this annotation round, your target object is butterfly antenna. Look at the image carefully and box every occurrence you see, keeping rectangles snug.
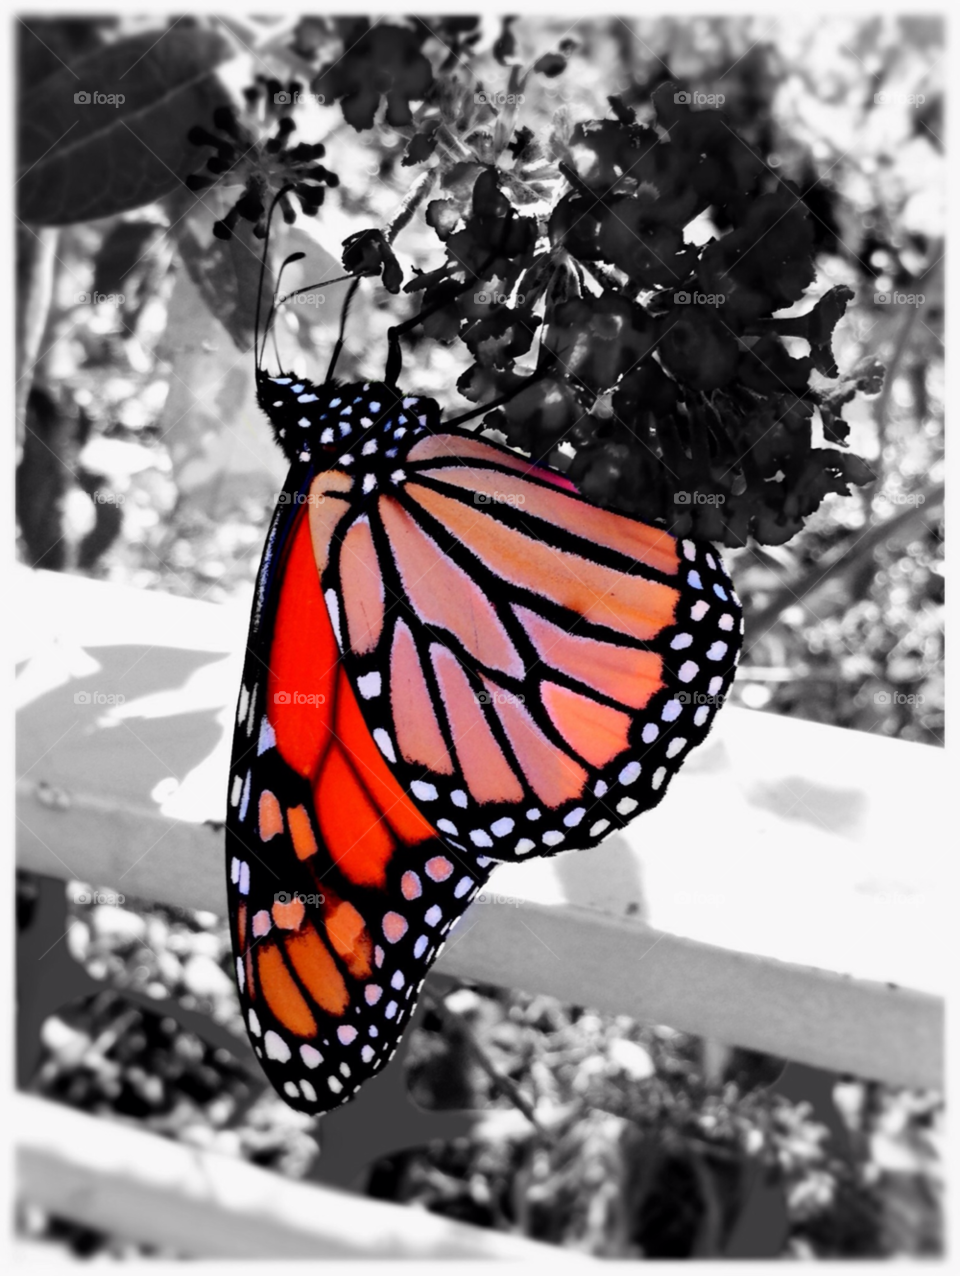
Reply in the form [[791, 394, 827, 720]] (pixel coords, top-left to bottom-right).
[[325, 276, 362, 383], [261, 248, 310, 371], [276, 271, 356, 308], [254, 184, 295, 372]]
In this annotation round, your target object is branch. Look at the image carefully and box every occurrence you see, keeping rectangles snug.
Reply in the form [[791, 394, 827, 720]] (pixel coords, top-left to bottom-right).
[[744, 483, 943, 635]]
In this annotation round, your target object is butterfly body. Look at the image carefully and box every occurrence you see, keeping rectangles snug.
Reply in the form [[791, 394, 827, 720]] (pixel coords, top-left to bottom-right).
[[228, 367, 743, 1114]]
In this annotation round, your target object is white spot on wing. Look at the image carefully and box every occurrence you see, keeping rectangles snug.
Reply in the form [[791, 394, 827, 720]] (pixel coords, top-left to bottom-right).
[[325, 590, 343, 649], [357, 671, 382, 699], [239, 771, 251, 822], [257, 717, 276, 755]]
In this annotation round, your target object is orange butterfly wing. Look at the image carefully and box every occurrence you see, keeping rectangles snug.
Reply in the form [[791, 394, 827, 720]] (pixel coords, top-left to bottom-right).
[[327, 432, 742, 860], [226, 467, 494, 1114], [232, 373, 742, 1114]]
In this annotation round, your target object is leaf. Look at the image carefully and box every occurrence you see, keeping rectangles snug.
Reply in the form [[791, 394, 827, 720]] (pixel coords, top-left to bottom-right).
[[18, 16, 111, 86], [171, 196, 268, 352], [18, 25, 233, 224], [92, 219, 166, 295]]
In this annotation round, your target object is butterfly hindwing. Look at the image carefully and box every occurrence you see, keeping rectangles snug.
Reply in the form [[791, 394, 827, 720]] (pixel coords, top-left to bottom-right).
[[226, 469, 494, 1115]]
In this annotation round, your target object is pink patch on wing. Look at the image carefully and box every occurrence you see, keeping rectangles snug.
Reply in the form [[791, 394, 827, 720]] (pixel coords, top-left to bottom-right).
[[379, 495, 524, 677], [401, 871, 422, 900], [485, 675, 587, 808], [390, 620, 455, 774], [406, 435, 579, 493], [383, 911, 409, 943], [430, 644, 524, 806], [425, 855, 453, 882]]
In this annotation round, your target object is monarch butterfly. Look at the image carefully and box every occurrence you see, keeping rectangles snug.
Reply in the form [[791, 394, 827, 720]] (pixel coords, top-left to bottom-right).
[[225, 203, 742, 1116]]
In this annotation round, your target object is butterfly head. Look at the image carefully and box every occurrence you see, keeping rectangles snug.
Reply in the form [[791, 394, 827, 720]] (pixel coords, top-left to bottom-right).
[[258, 371, 441, 469]]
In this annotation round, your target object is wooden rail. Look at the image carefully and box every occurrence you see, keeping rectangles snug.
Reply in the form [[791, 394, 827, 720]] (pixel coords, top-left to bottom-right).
[[16, 566, 945, 1090], [15, 1094, 592, 1260], [15, 564, 945, 1256]]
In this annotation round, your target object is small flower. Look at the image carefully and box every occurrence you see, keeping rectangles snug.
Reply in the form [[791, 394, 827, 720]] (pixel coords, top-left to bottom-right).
[[184, 82, 338, 239]]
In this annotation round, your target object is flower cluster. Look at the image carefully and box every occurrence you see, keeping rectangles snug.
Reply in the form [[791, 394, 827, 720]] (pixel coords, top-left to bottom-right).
[[185, 80, 338, 240]]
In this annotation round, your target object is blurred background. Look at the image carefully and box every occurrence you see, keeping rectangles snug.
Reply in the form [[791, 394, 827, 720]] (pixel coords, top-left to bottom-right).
[[15, 12, 943, 1260]]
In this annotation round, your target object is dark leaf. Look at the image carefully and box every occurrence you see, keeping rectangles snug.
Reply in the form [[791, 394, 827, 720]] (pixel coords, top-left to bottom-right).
[[18, 26, 233, 224], [172, 198, 267, 351], [92, 219, 166, 295]]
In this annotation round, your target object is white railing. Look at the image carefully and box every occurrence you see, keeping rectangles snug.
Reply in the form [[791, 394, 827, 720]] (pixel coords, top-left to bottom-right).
[[16, 565, 944, 1254]]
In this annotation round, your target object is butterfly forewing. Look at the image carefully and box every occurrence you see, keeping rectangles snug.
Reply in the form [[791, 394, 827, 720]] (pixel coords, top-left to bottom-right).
[[325, 431, 743, 864]]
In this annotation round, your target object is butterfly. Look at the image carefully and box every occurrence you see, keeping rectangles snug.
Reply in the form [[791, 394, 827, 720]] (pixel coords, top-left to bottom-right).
[[225, 222, 743, 1117]]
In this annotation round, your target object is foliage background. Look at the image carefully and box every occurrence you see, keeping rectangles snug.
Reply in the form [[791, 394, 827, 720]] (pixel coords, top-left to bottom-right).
[[15, 12, 943, 1260]]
